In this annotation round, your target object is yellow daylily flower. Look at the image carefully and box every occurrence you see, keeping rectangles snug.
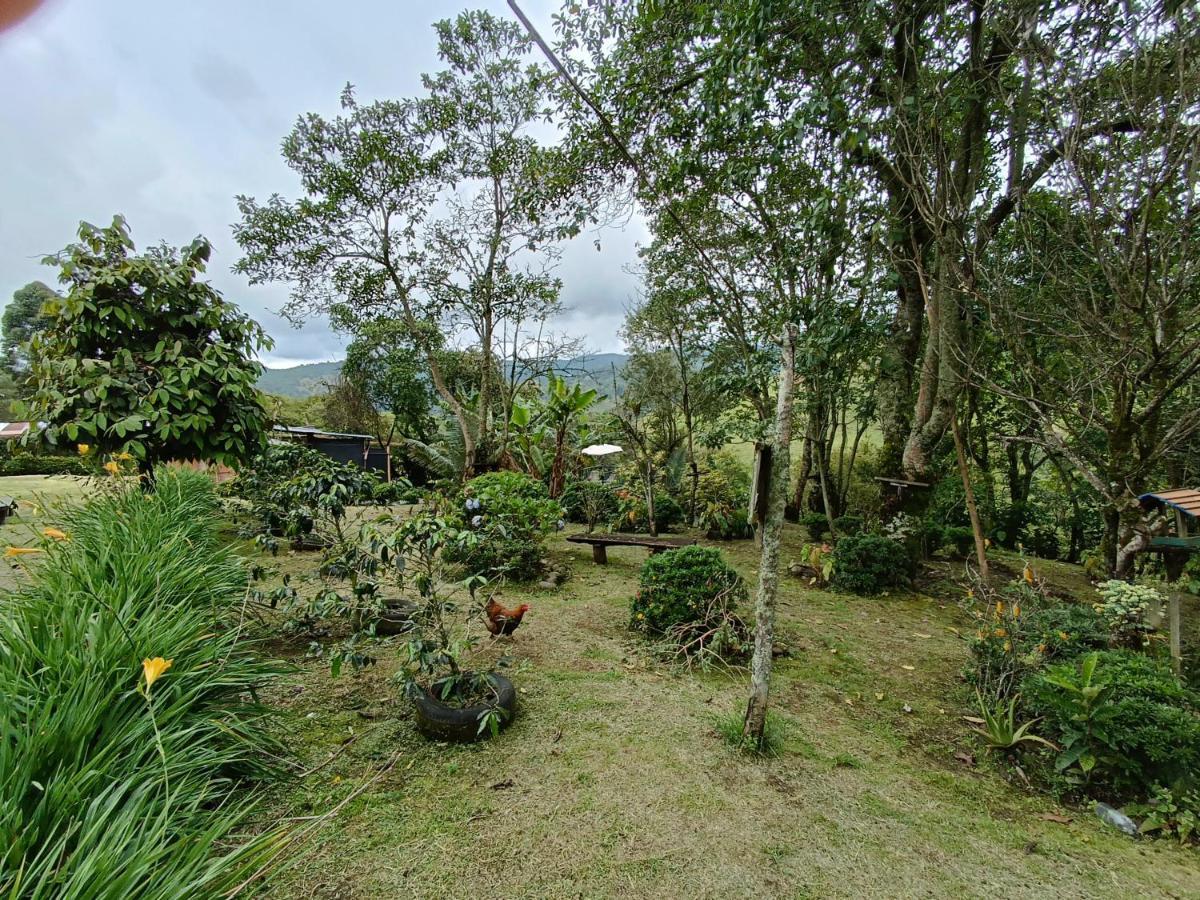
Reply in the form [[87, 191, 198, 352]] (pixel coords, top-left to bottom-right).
[[77, 443, 91, 456], [1012, 603, 1021, 618], [141, 657, 173, 691], [41, 527, 69, 541], [4, 547, 42, 557], [1023, 564, 1035, 584], [104, 460, 121, 475]]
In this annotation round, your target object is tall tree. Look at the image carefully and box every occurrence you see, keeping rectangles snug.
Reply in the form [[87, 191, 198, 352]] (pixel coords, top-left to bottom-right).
[[2, 281, 56, 374], [236, 11, 584, 478], [26, 217, 271, 482]]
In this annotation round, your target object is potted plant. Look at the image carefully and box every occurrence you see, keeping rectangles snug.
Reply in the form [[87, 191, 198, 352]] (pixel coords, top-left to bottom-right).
[[379, 510, 518, 741]]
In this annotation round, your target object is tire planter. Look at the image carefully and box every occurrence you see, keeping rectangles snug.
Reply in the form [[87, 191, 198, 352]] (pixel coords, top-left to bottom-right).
[[412, 673, 517, 743], [373, 600, 418, 636]]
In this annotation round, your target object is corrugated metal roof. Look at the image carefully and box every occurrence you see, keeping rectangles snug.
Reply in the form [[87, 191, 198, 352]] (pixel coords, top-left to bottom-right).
[[272, 424, 373, 441], [1139, 489, 1200, 518]]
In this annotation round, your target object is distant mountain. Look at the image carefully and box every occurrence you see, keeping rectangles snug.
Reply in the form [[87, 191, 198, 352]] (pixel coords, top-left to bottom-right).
[[257, 353, 629, 399], [257, 361, 342, 398]]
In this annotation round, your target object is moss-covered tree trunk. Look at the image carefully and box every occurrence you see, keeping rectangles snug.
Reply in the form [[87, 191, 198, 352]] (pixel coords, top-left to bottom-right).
[[743, 324, 796, 745]]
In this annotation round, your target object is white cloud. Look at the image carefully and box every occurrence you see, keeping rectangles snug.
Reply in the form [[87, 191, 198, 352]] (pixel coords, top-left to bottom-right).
[[0, 0, 642, 366]]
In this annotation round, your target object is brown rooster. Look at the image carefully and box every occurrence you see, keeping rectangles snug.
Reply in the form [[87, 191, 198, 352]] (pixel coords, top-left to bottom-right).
[[484, 597, 530, 637]]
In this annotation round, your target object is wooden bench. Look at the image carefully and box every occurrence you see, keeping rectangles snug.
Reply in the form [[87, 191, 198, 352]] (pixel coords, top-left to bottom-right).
[[0, 497, 16, 526], [565, 532, 696, 564]]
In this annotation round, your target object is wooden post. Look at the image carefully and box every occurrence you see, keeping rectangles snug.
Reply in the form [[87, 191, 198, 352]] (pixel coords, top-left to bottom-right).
[[1169, 593, 1182, 676], [744, 324, 796, 745], [951, 412, 989, 579], [592, 544, 608, 565]]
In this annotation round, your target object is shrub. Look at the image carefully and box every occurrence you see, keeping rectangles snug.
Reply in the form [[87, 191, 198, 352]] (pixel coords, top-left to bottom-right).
[[833, 514, 864, 536], [611, 486, 684, 533], [800, 511, 830, 541], [944, 526, 976, 559], [632, 546, 748, 660], [1023, 522, 1062, 561], [446, 471, 562, 581], [560, 478, 618, 531], [964, 580, 1109, 699], [696, 468, 752, 539], [232, 442, 380, 544], [0, 471, 285, 896], [882, 512, 942, 561], [1127, 784, 1200, 844], [830, 532, 913, 595], [373, 479, 423, 505], [1022, 650, 1200, 796], [1094, 580, 1161, 649], [0, 450, 88, 477]]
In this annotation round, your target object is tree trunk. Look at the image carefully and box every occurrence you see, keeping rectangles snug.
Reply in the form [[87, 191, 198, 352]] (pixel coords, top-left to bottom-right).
[[952, 413, 988, 578], [743, 324, 796, 746]]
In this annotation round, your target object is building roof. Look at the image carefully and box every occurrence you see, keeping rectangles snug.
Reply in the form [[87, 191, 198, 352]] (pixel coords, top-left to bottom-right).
[[1138, 488, 1200, 518], [272, 424, 374, 441], [0, 422, 30, 439]]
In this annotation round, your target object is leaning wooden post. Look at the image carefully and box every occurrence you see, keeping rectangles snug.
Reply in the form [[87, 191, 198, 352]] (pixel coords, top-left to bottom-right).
[[951, 411, 989, 579], [743, 324, 797, 745], [1169, 592, 1182, 676]]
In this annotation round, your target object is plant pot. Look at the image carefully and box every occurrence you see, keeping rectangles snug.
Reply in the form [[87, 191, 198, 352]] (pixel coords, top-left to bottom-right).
[[411, 673, 517, 743]]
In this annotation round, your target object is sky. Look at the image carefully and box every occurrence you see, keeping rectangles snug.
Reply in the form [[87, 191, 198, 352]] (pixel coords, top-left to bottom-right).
[[0, 0, 645, 367]]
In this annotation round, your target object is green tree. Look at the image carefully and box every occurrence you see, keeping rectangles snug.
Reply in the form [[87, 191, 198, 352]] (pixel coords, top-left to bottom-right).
[[342, 319, 434, 446], [236, 11, 584, 478], [26, 216, 272, 483], [2, 281, 56, 374]]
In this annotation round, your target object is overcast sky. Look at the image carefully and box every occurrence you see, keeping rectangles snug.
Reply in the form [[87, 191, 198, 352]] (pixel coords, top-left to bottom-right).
[[0, 0, 645, 367]]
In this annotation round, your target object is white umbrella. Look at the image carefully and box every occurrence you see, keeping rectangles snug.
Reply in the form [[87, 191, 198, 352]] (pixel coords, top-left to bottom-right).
[[580, 443, 623, 457]]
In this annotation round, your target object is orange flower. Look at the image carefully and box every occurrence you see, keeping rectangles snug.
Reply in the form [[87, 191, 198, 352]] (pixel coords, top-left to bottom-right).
[[141, 657, 173, 691], [41, 527, 69, 541], [104, 460, 121, 475], [4, 547, 41, 557], [995, 601, 1005, 617], [76, 443, 90, 456], [1023, 564, 1035, 585], [1012, 603, 1021, 618], [993, 628, 1007, 638]]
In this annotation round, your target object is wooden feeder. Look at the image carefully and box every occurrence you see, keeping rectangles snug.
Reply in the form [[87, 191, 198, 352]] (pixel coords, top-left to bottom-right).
[[1137, 488, 1200, 674]]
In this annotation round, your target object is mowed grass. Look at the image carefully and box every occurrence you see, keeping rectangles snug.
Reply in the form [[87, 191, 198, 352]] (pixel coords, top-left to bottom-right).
[[247, 522, 1198, 899]]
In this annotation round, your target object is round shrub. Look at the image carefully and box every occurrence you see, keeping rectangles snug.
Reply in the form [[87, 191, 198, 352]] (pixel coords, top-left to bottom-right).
[[1021, 650, 1200, 796], [800, 511, 830, 541], [833, 514, 864, 536], [944, 526, 976, 559], [632, 546, 747, 636], [446, 471, 562, 581], [831, 532, 913, 595]]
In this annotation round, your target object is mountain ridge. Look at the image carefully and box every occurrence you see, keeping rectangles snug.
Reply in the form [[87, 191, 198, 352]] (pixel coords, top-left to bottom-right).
[[257, 353, 629, 398]]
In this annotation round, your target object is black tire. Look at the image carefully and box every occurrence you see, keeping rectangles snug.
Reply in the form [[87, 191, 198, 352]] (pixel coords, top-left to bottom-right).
[[374, 601, 418, 636], [412, 673, 517, 742]]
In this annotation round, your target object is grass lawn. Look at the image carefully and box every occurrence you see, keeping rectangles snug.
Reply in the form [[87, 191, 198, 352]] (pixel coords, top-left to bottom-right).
[[247, 521, 1200, 899], [0, 475, 91, 588]]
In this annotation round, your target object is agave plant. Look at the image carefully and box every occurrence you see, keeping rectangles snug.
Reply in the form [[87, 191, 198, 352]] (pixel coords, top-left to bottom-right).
[[970, 690, 1058, 752]]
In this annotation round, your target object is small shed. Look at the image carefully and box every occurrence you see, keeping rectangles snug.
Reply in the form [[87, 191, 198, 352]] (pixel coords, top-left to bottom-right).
[[272, 425, 374, 470], [0, 422, 31, 441]]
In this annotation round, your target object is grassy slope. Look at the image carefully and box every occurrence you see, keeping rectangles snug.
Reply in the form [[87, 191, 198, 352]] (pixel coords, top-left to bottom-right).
[[249, 521, 1200, 899]]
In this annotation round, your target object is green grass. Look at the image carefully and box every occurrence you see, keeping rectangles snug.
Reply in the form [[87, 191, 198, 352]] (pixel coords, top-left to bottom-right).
[[245, 522, 1200, 898]]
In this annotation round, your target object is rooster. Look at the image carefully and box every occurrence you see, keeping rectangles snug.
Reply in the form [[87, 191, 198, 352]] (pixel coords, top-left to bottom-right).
[[484, 597, 530, 637]]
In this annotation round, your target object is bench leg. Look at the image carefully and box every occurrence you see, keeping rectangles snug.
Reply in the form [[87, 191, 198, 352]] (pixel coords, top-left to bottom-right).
[[592, 544, 608, 565]]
